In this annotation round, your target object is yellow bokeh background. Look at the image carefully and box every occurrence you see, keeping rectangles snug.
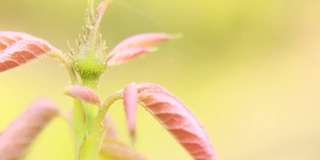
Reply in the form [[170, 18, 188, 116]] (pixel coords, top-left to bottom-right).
[[1, 0, 320, 159]]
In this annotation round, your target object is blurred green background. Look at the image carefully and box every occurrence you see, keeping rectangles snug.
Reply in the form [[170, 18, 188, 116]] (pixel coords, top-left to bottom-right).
[[1, 0, 320, 159]]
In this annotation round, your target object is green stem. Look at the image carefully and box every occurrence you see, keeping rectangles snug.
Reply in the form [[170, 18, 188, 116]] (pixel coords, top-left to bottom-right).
[[73, 99, 85, 160], [72, 77, 102, 159], [79, 90, 123, 160], [76, 77, 100, 160], [73, 77, 99, 160], [82, 77, 99, 133]]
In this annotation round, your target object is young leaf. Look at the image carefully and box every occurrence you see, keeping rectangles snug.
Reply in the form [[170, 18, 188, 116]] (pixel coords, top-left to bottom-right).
[[105, 33, 172, 65], [66, 85, 101, 106], [0, 31, 34, 50], [123, 83, 138, 141], [94, 0, 111, 30], [0, 99, 58, 160], [136, 83, 217, 160], [0, 31, 61, 72], [107, 47, 156, 66]]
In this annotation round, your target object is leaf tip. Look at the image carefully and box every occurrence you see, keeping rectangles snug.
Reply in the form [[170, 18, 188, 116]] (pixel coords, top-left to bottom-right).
[[168, 32, 183, 40], [66, 85, 101, 106]]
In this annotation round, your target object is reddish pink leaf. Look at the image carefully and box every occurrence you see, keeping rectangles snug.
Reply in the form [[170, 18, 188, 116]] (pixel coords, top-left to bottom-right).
[[67, 85, 101, 106], [123, 83, 138, 140], [0, 99, 58, 160], [0, 31, 34, 50], [0, 31, 60, 72], [107, 47, 156, 66], [105, 33, 171, 63], [136, 83, 217, 160]]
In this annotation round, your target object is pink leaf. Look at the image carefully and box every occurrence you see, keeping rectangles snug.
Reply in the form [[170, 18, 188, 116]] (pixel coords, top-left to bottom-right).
[[0, 31, 60, 72], [107, 47, 156, 66], [0, 31, 33, 50], [67, 85, 101, 106], [136, 83, 217, 160], [105, 33, 171, 64], [0, 99, 58, 160], [95, 1, 111, 28], [123, 83, 138, 141]]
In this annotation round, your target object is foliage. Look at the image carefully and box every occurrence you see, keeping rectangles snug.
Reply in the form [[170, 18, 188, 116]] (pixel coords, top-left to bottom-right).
[[0, 0, 217, 160]]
